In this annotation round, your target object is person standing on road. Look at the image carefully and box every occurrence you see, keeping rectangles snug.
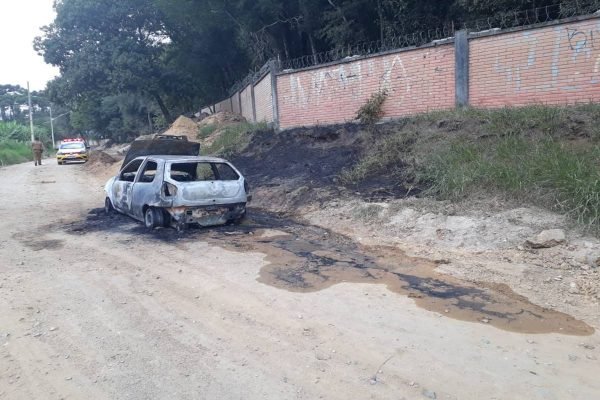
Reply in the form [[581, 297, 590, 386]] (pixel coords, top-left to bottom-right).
[[31, 137, 44, 166]]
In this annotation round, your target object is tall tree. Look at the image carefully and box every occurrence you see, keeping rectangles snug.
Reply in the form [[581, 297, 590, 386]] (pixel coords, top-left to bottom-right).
[[35, 0, 196, 125]]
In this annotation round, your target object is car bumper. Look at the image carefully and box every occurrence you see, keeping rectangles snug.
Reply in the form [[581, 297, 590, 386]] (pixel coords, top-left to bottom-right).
[[167, 203, 246, 227], [57, 154, 88, 162]]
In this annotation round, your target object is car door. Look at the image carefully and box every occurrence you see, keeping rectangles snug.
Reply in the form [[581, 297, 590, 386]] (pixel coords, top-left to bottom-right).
[[112, 158, 144, 215], [130, 159, 163, 219]]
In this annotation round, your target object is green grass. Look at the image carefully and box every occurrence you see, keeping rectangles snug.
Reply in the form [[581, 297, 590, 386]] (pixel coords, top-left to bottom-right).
[[198, 123, 218, 139], [422, 136, 600, 227], [0, 141, 33, 166], [340, 104, 600, 232], [202, 122, 268, 157]]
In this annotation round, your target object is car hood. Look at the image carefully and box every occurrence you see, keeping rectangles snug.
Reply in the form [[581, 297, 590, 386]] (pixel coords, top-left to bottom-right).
[[121, 139, 201, 169]]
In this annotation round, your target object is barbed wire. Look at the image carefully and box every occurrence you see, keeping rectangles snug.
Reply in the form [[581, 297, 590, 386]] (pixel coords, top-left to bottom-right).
[[280, 1, 600, 71], [280, 26, 455, 71], [228, 62, 271, 97], [460, 1, 600, 32], [220, 0, 600, 101]]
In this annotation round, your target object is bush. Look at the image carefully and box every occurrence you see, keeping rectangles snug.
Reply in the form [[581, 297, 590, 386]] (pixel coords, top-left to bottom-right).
[[0, 141, 33, 166], [357, 90, 387, 127]]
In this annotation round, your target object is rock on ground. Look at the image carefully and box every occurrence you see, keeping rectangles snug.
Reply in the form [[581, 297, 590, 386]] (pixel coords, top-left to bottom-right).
[[526, 229, 567, 249]]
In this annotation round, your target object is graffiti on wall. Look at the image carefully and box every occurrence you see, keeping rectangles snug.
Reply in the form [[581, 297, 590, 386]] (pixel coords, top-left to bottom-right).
[[285, 53, 419, 108], [488, 22, 600, 93]]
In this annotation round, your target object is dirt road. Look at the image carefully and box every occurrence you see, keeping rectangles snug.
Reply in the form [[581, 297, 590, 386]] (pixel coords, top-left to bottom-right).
[[1, 160, 599, 400]]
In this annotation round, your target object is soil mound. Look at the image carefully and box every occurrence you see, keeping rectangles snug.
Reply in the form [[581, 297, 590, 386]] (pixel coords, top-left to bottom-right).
[[199, 112, 246, 127], [163, 116, 200, 141], [85, 150, 122, 182], [88, 150, 117, 165]]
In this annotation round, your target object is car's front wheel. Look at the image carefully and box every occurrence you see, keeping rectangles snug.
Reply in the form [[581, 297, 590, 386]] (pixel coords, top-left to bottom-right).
[[144, 207, 164, 230]]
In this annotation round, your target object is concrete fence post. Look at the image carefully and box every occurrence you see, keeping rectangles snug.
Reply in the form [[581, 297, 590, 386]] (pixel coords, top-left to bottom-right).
[[268, 60, 280, 129], [455, 30, 470, 108], [250, 83, 257, 123]]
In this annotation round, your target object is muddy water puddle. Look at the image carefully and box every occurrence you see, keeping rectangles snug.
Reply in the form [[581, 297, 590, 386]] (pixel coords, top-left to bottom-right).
[[209, 213, 593, 336], [65, 209, 594, 336]]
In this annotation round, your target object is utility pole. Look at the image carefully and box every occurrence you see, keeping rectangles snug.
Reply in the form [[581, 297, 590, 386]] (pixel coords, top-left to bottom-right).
[[27, 81, 34, 142], [49, 106, 55, 149]]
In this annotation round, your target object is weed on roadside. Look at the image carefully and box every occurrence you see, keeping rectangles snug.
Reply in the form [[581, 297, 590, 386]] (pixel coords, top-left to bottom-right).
[[352, 203, 385, 223]]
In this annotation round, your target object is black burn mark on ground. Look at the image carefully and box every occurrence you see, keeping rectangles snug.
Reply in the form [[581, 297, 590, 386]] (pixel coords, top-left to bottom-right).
[[229, 124, 416, 202]]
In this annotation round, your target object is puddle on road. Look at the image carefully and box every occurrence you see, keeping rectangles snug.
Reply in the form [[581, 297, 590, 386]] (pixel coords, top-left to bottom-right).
[[64, 209, 594, 336], [208, 214, 594, 336]]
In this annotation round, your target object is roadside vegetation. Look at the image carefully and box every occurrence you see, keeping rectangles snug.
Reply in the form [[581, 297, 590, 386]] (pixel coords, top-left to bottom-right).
[[340, 104, 600, 232], [0, 121, 53, 166], [201, 122, 269, 158]]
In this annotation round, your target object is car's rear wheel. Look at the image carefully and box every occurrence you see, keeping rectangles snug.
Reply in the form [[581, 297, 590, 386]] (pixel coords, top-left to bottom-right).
[[144, 207, 164, 230], [104, 197, 114, 214]]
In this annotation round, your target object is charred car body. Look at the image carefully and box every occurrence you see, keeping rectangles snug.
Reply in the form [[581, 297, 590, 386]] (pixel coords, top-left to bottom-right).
[[104, 137, 250, 230]]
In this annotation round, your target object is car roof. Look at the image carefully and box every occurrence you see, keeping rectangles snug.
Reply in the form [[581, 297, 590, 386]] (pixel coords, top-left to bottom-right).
[[134, 155, 230, 163]]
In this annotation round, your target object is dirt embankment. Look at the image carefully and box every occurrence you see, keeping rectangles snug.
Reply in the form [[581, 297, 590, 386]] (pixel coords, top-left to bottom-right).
[[228, 119, 600, 326]]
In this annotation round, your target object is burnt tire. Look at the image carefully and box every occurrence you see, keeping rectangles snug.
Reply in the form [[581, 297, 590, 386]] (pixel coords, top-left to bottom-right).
[[104, 197, 114, 214], [144, 207, 164, 230], [229, 210, 247, 226]]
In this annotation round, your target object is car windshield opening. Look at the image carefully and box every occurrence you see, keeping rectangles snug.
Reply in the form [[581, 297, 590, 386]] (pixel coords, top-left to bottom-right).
[[170, 162, 239, 182]]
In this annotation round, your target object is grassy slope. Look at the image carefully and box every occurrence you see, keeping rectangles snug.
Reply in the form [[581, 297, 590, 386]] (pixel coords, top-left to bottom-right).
[[200, 122, 268, 157], [341, 104, 600, 232]]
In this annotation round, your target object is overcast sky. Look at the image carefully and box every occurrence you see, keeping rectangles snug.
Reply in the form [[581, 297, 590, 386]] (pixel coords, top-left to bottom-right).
[[0, 0, 59, 91]]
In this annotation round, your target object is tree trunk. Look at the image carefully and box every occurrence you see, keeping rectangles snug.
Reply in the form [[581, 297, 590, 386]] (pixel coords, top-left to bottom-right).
[[308, 33, 318, 64], [378, 0, 384, 44], [151, 92, 172, 124]]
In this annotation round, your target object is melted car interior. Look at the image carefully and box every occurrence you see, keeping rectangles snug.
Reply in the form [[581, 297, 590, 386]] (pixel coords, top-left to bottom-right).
[[170, 162, 240, 182]]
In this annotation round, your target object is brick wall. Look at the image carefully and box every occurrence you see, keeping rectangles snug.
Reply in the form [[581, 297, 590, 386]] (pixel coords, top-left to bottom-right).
[[277, 45, 455, 129], [470, 18, 600, 107], [254, 73, 273, 123], [202, 15, 600, 130], [240, 85, 254, 122]]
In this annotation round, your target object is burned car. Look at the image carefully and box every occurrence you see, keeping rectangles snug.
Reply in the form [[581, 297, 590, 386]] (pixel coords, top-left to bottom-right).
[[104, 138, 250, 230]]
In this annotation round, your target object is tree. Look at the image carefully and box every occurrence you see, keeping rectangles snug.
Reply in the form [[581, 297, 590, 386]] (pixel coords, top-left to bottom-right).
[[35, 0, 199, 130]]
